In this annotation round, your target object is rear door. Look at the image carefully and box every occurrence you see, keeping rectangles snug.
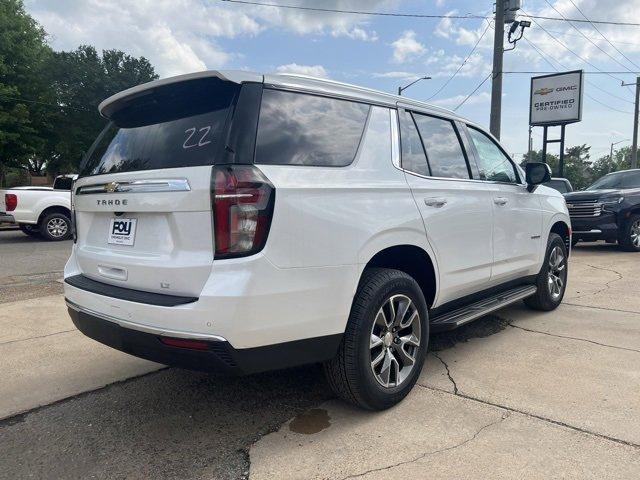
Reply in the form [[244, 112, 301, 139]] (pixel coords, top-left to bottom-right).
[[73, 76, 243, 297], [399, 109, 494, 305]]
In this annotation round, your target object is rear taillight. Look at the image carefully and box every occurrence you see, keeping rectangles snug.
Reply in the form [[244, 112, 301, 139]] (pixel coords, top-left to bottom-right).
[[212, 165, 275, 259], [5, 194, 17, 212], [70, 183, 77, 243]]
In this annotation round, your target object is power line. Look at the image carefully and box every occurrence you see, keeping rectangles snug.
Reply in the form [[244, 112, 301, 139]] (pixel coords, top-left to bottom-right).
[[567, 0, 640, 71], [542, 0, 636, 73], [220, 0, 489, 19], [428, 21, 491, 101], [0, 95, 91, 112], [522, 9, 629, 85], [503, 71, 640, 74], [454, 73, 491, 111], [220, 0, 640, 27]]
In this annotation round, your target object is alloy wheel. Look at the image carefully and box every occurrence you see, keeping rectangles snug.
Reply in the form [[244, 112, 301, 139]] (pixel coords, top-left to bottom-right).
[[369, 294, 421, 388], [46, 217, 68, 239], [547, 246, 566, 300], [631, 219, 640, 248]]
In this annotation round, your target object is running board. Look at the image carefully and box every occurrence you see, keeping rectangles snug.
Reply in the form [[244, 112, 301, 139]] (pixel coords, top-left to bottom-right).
[[430, 285, 537, 332]]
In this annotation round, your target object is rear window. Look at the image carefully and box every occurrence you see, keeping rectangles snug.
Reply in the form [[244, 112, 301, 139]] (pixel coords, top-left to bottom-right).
[[255, 89, 370, 167], [53, 177, 73, 190], [80, 78, 239, 177]]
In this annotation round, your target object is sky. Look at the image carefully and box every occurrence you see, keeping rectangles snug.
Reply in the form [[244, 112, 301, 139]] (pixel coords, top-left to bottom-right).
[[23, 0, 640, 161]]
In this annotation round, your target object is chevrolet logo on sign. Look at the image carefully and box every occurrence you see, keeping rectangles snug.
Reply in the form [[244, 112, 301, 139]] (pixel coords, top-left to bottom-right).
[[534, 87, 554, 96]]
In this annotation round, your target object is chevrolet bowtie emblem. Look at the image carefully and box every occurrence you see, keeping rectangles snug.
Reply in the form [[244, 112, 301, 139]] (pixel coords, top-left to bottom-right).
[[105, 182, 118, 193]]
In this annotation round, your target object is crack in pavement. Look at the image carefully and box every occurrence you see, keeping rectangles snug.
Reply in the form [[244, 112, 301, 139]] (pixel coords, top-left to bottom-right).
[[431, 351, 459, 394], [570, 263, 624, 300], [563, 302, 640, 315], [507, 322, 640, 354], [338, 412, 510, 480], [0, 329, 77, 347], [417, 383, 640, 450]]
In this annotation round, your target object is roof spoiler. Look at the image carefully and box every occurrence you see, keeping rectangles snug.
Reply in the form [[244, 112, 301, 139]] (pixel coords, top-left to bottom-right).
[[98, 70, 263, 119]]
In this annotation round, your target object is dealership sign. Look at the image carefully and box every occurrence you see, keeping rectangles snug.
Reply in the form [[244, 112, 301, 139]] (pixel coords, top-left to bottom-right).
[[530, 70, 583, 126]]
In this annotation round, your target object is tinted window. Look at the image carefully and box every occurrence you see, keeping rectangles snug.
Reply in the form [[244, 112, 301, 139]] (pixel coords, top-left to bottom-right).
[[399, 110, 429, 176], [255, 89, 369, 167], [53, 177, 73, 190], [81, 78, 238, 176], [544, 179, 569, 193], [468, 127, 518, 183], [412, 113, 469, 179], [587, 172, 625, 190], [622, 171, 640, 189]]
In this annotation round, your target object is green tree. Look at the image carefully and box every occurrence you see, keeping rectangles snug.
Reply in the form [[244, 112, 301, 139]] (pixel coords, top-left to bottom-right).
[[45, 45, 158, 174], [0, 0, 53, 177]]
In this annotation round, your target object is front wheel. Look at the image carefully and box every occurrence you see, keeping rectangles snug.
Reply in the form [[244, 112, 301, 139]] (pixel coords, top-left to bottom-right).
[[324, 268, 429, 410], [619, 214, 640, 252], [19, 224, 40, 237], [525, 233, 568, 311]]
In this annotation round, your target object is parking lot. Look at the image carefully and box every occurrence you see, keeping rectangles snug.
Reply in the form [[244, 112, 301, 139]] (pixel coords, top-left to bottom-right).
[[1, 232, 639, 479]]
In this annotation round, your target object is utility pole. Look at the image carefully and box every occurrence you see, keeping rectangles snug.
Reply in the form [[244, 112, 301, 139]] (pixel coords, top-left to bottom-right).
[[490, 0, 505, 139], [528, 125, 533, 163], [622, 76, 640, 169]]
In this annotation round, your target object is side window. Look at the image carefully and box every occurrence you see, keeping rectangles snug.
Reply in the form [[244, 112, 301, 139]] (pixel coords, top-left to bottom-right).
[[412, 113, 470, 179], [467, 127, 518, 183], [622, 171, 640, 189], [255, 89, 370, 167], [357, 106, 392, 165], [399, 110, 429, 176]]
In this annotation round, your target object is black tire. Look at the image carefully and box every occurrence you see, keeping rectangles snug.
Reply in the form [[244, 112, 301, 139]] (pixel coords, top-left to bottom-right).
[[324, 268, 429, 410], [19, 224, 40, 237], [39, 212, 72, 241], [525, 233, 568, 311], [618, 214, 640, 252]]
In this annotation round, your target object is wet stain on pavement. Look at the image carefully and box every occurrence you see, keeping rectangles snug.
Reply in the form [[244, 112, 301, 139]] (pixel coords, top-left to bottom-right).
[[288, 408, 331, 434]]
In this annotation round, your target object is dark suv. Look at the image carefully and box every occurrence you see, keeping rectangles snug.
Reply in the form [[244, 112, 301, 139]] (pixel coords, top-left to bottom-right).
[[565, 169, 640, 251]]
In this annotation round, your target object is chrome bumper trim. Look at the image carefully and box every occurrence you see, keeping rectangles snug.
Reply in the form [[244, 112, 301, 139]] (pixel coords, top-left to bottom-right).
[[65, 299, 227, 342], [573, 229, 602, 234]]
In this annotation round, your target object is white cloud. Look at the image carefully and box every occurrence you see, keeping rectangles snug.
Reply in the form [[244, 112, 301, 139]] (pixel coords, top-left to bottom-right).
[[391, 30, 426, 63], [276, 63, 329, 78], [373, 71, 422, 80], [24, 0, 391, 77], [431, 91, 491, 109]]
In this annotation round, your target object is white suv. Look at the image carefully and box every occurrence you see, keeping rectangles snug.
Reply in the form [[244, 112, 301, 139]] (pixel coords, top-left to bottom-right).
[[64, 71, 570, 410]]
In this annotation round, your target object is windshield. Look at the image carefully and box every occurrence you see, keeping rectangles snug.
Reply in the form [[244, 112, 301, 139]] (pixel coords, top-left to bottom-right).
[[586, 172, 626, 190], [81, 77, 239, 177]]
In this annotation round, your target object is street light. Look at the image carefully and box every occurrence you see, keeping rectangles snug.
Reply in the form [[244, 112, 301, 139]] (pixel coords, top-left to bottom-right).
[[610, 139, 630, 166], [398, 76, 431, 96]]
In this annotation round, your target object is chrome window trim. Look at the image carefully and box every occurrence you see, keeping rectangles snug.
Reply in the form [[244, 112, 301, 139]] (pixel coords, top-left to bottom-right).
[[76, 178, 191, 195], [66, 299, 227, 341]]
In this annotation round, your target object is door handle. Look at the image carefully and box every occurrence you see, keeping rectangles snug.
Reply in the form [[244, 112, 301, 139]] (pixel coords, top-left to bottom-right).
[[494, 197, 509, 206], [424, 197, 447, 208]]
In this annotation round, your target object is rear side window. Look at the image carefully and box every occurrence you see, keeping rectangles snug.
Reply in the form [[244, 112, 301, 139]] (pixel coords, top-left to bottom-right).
[[412, 113, 470, 180], [255, 89, 370, 167], [399, 110, 429, 176], [81, 77, 239, 177]]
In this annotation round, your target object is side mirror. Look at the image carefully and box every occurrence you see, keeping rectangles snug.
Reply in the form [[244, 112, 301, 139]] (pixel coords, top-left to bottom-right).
[[525, 162, 551, 191]]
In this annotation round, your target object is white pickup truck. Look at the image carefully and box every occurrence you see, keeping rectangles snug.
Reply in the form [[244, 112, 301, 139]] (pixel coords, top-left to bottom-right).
[[0, 174, 76, 241]]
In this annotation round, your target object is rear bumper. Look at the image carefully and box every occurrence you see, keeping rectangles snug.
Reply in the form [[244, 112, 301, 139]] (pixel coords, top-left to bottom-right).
[[570, 213, 619, 241], [0, 213, 15, 224], [67, 300, 342, 375]]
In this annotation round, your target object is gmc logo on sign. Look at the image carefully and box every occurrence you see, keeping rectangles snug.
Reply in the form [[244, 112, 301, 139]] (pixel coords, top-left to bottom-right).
[[112, 220, 132, 235]]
